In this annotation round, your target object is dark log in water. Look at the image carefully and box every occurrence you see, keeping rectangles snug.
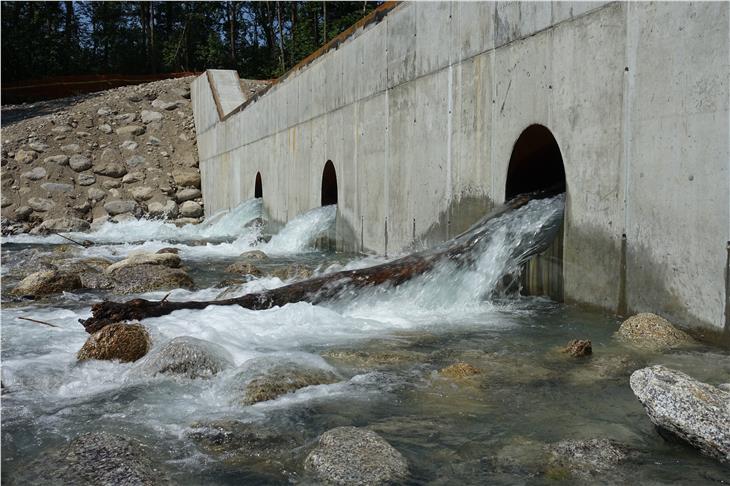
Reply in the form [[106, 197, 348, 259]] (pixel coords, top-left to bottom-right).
[[80, 189, 561, 334]]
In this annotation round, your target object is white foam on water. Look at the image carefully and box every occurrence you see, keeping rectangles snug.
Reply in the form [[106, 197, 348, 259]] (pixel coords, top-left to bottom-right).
[[2, 199, 340, 260], [2, 198, 264, 245], [1, 195, 564, 449], [262, 205, 337, 255]]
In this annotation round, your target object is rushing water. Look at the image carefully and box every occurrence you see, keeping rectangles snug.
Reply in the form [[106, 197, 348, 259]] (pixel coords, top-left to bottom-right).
[[2, 196, 729, 484]]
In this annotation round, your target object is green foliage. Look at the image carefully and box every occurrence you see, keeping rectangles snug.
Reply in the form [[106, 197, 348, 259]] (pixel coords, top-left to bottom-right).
[[1, 1, 382, 83]]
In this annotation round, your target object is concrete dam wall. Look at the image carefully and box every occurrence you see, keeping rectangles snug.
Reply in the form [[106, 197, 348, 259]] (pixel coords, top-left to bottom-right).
[[191, 1, 730, 331]]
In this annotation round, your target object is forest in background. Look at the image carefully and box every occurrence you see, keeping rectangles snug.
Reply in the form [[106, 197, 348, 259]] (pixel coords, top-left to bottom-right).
[[1, 1, 382, 83]]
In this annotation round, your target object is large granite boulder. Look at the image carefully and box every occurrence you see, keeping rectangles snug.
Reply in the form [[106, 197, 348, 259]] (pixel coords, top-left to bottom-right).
[[304, 427, 408, 485], [630, 365, 730, 463], [77, 323, 151, 363]]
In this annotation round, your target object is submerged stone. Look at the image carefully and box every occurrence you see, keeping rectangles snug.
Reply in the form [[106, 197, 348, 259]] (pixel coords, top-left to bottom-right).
[[546, 438, 629, 480], [630, 365, 730, 463], [133, 336, 234, 379], [304, 426, 409, 485], [187, 419, 303, 459], [230, 357, 339, 405], [439, 362, 482, 379], [15, 432, 170, 485]]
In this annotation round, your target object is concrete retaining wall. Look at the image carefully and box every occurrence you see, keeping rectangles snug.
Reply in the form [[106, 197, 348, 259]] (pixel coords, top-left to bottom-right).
[[192, 1, 730, 331]]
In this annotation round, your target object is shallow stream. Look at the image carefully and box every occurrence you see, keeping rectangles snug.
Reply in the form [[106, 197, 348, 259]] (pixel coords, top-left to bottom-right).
[[2, 197, 728, 484]]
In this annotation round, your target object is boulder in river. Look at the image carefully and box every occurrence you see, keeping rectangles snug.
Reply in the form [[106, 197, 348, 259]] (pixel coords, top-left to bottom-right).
[[106, 252, 180, 273], [11, 269, 82, 296], [133, 336, 234, 379], [16, 432, 170, 485], [77, 322, 151, 363], [238, 249, 269, 261], [304, 426, 409, 485], [109, 264, 193, 293], [616, 313, 695, 350], [630, 365, 730, 463], [224, 261, 263, 277]]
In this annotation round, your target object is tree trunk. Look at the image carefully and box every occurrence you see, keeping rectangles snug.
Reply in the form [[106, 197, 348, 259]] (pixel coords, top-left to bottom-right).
[[276, 1, 285, 73], [322, 1, 327, 44], [228, 1, 237, 67], [78, 192, 555, 334]]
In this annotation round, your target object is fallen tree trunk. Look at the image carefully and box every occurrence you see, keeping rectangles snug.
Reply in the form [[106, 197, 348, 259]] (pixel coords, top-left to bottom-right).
[[80, 189, 559, 334]]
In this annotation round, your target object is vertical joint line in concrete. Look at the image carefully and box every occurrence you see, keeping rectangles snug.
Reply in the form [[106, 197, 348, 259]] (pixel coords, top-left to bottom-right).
[[384, 217, 389, 258], [618, 233, 628, 316], [622, 2, 635, 237], [725, 241, 730, 332]]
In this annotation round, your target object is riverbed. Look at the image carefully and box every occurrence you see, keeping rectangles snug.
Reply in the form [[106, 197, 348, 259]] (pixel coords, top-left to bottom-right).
[[2, 197, 728, 484]]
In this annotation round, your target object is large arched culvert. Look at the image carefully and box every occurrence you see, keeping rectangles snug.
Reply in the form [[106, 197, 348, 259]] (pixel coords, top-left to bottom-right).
[[255, 172, 263, 199], [505, 124, 566, 199], [321, 160, 338, 206], [506, 124, 566, 301]]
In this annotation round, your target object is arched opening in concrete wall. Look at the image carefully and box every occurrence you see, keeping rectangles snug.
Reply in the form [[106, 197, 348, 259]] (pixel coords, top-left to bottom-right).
[[506, 124, 565, 301], [321, 160, 338, 206], [254, 172, 263, 199], [505, 125, 566, 199]]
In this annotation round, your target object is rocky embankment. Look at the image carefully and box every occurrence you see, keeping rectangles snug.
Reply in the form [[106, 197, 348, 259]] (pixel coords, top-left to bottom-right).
[[1, 76, 203, 234]]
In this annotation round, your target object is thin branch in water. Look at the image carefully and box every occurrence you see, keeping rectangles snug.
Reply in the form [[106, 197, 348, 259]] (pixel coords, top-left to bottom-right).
[[53, 232, 92, 247], [18, 316, 59, 328]]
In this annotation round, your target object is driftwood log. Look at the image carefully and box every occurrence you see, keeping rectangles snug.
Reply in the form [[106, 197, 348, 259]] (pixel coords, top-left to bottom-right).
[[80, 189, 560, 334]]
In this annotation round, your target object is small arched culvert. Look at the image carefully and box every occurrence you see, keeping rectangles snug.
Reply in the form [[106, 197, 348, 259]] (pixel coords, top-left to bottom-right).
[[321, 160, 338, 206], [255, 172, 263, 199], [505, 124, 566, 200], [505, 124, 566, 301]]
